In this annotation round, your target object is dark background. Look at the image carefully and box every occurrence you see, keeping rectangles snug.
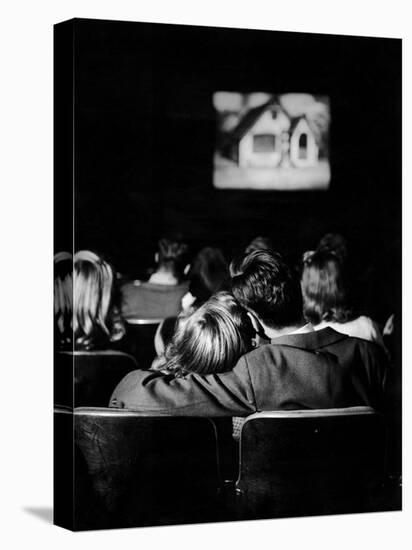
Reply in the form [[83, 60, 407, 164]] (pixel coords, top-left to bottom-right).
[[68, 18, 401, 323]]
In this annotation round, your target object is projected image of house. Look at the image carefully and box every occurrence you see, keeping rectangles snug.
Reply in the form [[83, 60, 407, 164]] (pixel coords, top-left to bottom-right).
[[214, 93, 330, 191]]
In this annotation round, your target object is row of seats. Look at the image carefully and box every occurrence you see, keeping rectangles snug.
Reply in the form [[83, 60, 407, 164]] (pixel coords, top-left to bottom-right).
[[54, 350, 138, 408], [54, 350, 399, 530], [54, 404, 392, 530]]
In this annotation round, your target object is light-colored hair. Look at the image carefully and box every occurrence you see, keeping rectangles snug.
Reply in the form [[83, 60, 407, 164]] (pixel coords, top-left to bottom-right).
[[73, 250, 124, 350], [164, 292, 254, 376], [54, 251, 73, 348]]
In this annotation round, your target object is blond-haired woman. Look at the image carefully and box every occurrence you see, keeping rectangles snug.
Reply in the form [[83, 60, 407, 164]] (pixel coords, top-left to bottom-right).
[[74, 250, 125, 350], [152, 291, 254, 376]]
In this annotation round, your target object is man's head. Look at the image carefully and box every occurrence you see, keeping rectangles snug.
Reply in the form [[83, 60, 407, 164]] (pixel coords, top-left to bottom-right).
[[230, 250, 303, 330]]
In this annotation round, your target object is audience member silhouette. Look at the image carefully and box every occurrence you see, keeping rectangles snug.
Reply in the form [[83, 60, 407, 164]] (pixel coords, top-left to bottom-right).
[[245, 235, 274, 254], [152, 246, 231, 360], [74, 250, 125, 351], [301, 249, 385, 349], [181, 247, 230, 311], [316, 232, 349, 264], [111, 250, 387, 415], [121, 238, 189, 320]]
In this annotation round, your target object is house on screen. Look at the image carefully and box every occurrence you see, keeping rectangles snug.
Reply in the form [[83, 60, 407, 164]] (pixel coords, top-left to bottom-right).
[[223, 99, 319, 169]]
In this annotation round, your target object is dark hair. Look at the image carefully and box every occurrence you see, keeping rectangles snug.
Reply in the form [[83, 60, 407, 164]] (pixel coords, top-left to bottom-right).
[[230, 250, 303, 329], [301, 250, 353, 324], [165, 292, 254, 376], [157, 238, 189, 280], [188, 247, 230, 306], [245, 236, 274, 254], [316, 233, 348, 264]]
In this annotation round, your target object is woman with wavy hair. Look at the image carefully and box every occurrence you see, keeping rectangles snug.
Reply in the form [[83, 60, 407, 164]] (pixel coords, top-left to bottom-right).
[[152, 291, 254, 376], [74, 250, 125, 350], [301, 249, 385, 349], [150, 291, 255, 441], [153, 246, 231, 357]]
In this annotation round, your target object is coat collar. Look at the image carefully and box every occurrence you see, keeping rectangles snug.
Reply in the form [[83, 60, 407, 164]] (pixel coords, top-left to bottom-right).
[[270, 327, 349, 350]]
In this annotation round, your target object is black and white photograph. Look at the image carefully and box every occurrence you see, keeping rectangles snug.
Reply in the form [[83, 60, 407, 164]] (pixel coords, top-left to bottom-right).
[[4, 2, 410, 547], [52, 17, 402, 532]]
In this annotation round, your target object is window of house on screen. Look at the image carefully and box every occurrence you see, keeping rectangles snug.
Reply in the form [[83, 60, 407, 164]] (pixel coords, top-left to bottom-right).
[[213, 92, 331, 191]]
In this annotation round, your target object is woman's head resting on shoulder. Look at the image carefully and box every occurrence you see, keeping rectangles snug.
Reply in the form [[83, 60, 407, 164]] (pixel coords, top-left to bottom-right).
[[165, 291, 255, 376]]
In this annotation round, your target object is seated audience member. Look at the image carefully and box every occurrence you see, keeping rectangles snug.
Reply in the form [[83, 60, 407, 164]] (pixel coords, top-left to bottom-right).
[[151, 292, 254, 438], [181, 247, 230, 312], [303, 232, 349, 266], [152, 246, 230, 361], [317, 232, 349, 264], [110, 250, 387, 416], [301, 249, 386, 350], [121, 238, 189, 320], [74, 250, 126, 351], [54, 251, 73, 351], [151, 292, 254, 375], [245, 235, 274, 254]]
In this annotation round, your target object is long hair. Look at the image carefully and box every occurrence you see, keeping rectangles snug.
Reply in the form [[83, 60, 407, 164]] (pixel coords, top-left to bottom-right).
[[164, 292, 254, 376], [188, 247, 230, 306], [301, 250, 353, 324], [73, 250, 125, 350], [54, 251, 73, 349]]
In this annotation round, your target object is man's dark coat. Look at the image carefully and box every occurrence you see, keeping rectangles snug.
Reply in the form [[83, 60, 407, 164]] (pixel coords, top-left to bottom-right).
[[110, 328, 387, 416]]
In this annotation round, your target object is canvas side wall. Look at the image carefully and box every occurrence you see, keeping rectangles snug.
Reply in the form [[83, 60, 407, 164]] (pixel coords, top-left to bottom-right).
[[54, 18, 75, 531]]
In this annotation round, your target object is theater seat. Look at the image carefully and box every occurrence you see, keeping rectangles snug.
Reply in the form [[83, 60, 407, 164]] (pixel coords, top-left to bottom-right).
[[54, 351, 138, 408], [235, 407, 387, 519], [54, 407, 222, 530], [125, 318, 162, 369]]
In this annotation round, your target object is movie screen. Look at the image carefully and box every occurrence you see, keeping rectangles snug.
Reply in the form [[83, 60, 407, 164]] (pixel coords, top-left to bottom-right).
[[213, 92, 331, 191]]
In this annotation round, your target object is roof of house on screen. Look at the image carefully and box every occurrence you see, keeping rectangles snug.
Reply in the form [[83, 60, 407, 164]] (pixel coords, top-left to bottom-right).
[[226, 96, 318, 144], [288, 115, 318, 138]]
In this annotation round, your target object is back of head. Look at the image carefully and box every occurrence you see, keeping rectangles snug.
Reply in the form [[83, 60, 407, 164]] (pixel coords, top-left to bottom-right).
[[188, 247, 230, 305], [165, 291, 253, 375], [54, 252, 73, 349], [245, 235, 274, 254], [73, 250, 123, 350], [301, 250, 352, 325], [317, 233, 348, 264], [230, 250, 303, 330], [157, 238, 189, 281]]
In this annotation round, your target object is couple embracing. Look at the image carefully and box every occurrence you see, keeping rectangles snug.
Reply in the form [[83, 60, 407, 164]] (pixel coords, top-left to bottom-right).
[[110, 250, 387, 416]]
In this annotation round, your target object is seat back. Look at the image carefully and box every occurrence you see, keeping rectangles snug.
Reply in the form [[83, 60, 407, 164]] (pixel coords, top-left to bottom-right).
[[125, 319, 161, 369], [236, 407, 386, 518], [54, 351, 137, 408], [70, 408, 221, 529]]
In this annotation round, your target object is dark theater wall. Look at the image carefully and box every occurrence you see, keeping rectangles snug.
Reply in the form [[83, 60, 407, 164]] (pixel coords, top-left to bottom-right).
[[67, 18, 401, 321]]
